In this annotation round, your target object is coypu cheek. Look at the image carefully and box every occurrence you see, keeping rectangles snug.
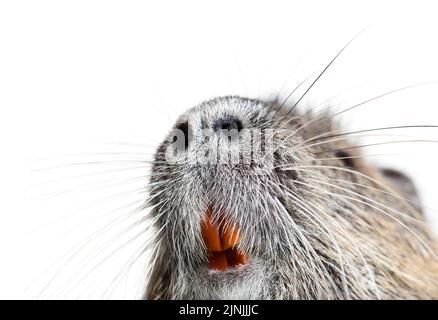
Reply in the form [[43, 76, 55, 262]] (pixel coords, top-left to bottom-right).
[[201, 205, 248, 270]]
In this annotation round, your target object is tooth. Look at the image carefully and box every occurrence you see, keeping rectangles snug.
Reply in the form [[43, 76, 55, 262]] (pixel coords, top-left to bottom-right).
[[201, 207, 222, 251], [221, 223, 241, 250], [208, 251, 228, 270], [201, 206, 248, 270], [226, 248, 248, 267]]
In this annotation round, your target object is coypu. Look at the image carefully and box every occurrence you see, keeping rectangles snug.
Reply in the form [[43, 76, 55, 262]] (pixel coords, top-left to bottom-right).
[[145, 96, 438, 299]]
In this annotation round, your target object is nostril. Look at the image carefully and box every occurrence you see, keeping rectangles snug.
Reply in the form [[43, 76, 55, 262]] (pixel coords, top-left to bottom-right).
[[175, 121, 190, 150], [213, 117, 243, 132]]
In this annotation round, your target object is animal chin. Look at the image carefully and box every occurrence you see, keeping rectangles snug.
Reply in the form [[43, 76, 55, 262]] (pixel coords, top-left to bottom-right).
[[201, 205, 248, 271]]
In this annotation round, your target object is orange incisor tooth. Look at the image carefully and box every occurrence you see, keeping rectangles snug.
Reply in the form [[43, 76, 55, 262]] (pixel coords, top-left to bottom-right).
[[221, 223, 241, 250], [208, 251, 228, 270], [201, 206, 248, 270], [201, 211, 222, 252], [226, 248, 248, 266]]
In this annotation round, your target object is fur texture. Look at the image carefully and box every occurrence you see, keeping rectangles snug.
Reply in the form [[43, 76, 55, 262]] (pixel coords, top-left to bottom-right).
[[145, 96, 438, 299]]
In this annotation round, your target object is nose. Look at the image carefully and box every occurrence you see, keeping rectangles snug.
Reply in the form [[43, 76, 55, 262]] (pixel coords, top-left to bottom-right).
[[212, 117, 243, 132]]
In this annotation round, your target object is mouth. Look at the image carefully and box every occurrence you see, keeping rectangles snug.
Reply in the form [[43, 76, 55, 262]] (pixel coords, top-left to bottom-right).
[[201, 205, 248, 271]]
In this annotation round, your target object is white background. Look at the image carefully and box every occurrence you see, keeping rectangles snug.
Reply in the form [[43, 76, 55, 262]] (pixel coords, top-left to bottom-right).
[[1, 0, 438, 299]]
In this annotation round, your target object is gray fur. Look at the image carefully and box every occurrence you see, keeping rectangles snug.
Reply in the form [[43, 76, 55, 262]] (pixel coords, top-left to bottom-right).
[[145, 96, 438, 299]]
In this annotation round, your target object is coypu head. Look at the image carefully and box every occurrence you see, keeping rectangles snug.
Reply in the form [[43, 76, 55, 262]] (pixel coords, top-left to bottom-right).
[[145, 96, 438, 299]]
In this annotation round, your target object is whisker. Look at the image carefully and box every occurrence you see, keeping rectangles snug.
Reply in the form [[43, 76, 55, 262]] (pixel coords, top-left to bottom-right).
[[333, 81, 438, 117], [27, 165, 158, 189], [278, 164, 424, 222], [287, 166, 430, 220], [298, 125, 438, 151], [284, 173, 438, 260], [47, 209, 162, 298], [277, 50, 309, 95], [27, 175, 149, 200], [31, 159, 157, 172], [29, 151, 157, 162], [102, 224, 167, 299], [281, 30, 364, 119], [272, 73, 315, 119], [34, 203, 154, 297], [282, 186, 380, 298], [275, 192, 352, 297], [313, 139, 438, 155], [26, 186, 148, 234], [269, 195, 332, 298]]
